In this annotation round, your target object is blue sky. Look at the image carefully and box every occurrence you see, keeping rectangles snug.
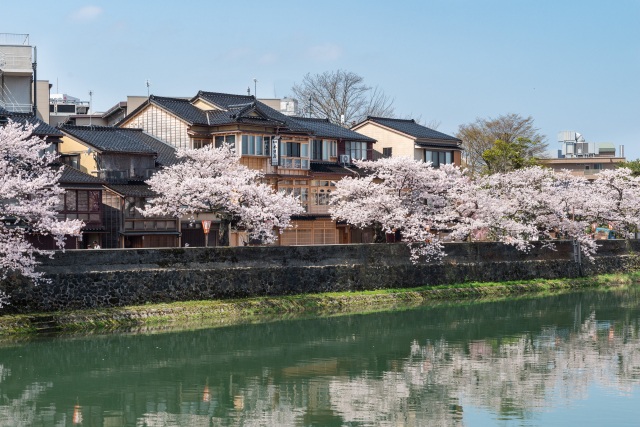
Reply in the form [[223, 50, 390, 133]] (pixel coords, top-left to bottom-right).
[[4, 0, 639, 158]]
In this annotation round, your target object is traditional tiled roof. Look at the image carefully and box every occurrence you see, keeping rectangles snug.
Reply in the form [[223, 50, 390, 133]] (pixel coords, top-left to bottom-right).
[[58, 165, 106, 185], [135, 132, 178, 166], [196, 92, 309, 132], [291, 117, 375, 142], [360, 117, 461, 144], [194, 91, 255, 109], [105, 184, 157, 198], [60, 125, 158, 154], [148, 96, 209, 125], [1, 112, 63, 137]]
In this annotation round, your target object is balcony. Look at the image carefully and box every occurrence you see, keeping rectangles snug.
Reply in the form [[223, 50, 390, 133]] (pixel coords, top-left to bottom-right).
[[124, 218, 178, 231], [97, 170, 130, 184]]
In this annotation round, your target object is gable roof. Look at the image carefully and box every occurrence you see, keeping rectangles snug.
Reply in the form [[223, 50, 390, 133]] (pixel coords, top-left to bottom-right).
[[146, 96, 210, 125], [290, 117, 376, 142], [357, 117, 461, 145], [60, 125, 159, 155], [195, 91, 309, 132], [194, 91, 255, 110]]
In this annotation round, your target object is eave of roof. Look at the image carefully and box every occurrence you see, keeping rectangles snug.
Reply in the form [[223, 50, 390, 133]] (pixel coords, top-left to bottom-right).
[[105, 184, 157, 198], [354, 116, 461, 144], [291, 117, 376, 142]]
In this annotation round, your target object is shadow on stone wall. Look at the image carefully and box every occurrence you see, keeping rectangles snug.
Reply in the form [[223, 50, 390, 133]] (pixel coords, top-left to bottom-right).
[[1, 240, 639, 314]]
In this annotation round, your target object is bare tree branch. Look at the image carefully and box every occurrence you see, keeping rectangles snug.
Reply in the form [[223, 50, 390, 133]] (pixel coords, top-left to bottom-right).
[[456, 113, 547, 176], [292, 70, 395, 126]]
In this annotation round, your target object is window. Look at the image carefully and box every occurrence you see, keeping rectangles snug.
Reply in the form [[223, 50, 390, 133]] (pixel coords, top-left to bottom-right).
[[285, 142, 301, 158], [345, 141, 368, 160], [215, 134, 236, 149], [60, 155, 80, 170], [280, 186, 308, 211], [311, 140, 337, 161], [241, 134, 272, 156], [61, 190, 101, 224], [279, 140, 309, 169], [192, 139, 211, 149], [383, 147, 392, 158], [311, 180, 336, 206], [311, 140, 322, 160], [424, 150, 453, 168]]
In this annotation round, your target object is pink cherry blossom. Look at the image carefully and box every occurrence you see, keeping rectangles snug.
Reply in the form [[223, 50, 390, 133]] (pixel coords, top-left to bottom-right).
[[0, 121, 84, 299], [141, 144, 304, 244]]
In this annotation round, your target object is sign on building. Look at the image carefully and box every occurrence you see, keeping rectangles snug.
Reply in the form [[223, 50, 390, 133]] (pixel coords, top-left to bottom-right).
[[271, 136, 280, 166]]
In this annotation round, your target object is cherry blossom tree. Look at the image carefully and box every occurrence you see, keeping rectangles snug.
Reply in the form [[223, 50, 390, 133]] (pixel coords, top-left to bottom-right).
[[331, 159, 607, 261], [0, 121, 84, 297], [330, 157, 468, 261], [449, 166, 598, 258], [141, 144, 304, 245], [586, 168, 640, 238]]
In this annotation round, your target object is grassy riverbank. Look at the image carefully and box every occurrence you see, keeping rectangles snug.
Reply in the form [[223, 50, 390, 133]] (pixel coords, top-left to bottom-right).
[[0, 272, 638, 336]]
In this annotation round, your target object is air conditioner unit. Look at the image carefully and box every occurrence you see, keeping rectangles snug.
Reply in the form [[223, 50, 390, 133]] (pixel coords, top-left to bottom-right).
[[339, 154, 350, 164]]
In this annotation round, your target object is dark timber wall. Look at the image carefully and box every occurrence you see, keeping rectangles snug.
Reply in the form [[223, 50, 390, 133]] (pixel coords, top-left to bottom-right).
[[1, 240, 639, 314]]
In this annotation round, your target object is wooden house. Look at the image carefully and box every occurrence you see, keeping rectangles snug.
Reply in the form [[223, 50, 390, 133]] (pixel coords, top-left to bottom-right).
[[117, 91, 377, 246], [57, 125, 179, 248]]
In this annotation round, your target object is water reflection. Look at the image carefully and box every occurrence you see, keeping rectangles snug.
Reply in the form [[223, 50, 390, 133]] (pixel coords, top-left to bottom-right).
[[0, 286, 639, 426]]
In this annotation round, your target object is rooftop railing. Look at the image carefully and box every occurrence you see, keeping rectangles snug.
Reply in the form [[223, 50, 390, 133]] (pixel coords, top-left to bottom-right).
[[0, 33, 30, 46]]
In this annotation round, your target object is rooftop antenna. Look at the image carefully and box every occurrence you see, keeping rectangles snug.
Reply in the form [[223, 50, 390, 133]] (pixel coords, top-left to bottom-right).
[[146, 79, 151, 97], [88, 90, 93, 126], [253, 78, 257, 99]]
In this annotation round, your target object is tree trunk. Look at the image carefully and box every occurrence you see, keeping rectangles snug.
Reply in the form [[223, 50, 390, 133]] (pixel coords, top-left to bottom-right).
[[218, 218, 230, 246], [372, 224, 386, 243]]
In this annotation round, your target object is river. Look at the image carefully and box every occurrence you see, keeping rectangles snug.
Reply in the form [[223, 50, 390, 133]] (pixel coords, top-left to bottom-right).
[[0, 285, 639, 426]]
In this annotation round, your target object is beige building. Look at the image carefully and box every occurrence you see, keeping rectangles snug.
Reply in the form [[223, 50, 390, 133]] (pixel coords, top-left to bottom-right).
[[351, 117, 463, 166], [540, 131, 626, 179]]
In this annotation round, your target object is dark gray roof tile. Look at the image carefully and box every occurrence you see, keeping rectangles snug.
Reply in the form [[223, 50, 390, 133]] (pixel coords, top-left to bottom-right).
[[291, 117, 375, 142], [60, 125, 158, 154], [150, 96, 210, 125], [58, 165, 106, 185], [105, 184, 157, 198], [363, 117, 461, 144], [1, 113, 63, 136]]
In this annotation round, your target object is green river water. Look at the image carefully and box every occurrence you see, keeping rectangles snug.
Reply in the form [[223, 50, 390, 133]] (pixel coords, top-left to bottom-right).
[[0, 285, 639, 426]]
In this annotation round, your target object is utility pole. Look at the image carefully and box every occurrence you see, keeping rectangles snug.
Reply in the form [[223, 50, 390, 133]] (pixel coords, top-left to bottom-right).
[[88, 90, 93, 126]]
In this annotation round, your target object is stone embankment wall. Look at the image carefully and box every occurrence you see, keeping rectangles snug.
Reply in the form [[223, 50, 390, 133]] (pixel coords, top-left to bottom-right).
[[1, 240, 639, 314]]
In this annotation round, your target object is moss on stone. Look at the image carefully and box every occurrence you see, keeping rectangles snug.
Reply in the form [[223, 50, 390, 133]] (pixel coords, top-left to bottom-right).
[[0, 272, 636, 337]]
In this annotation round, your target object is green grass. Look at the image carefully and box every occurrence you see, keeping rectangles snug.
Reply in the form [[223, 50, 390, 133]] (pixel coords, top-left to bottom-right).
[[0, 272, 637, 337]]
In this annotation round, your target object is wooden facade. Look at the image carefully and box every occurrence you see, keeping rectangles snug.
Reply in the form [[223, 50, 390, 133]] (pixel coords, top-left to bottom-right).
[[118, 93, 377, 247]]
